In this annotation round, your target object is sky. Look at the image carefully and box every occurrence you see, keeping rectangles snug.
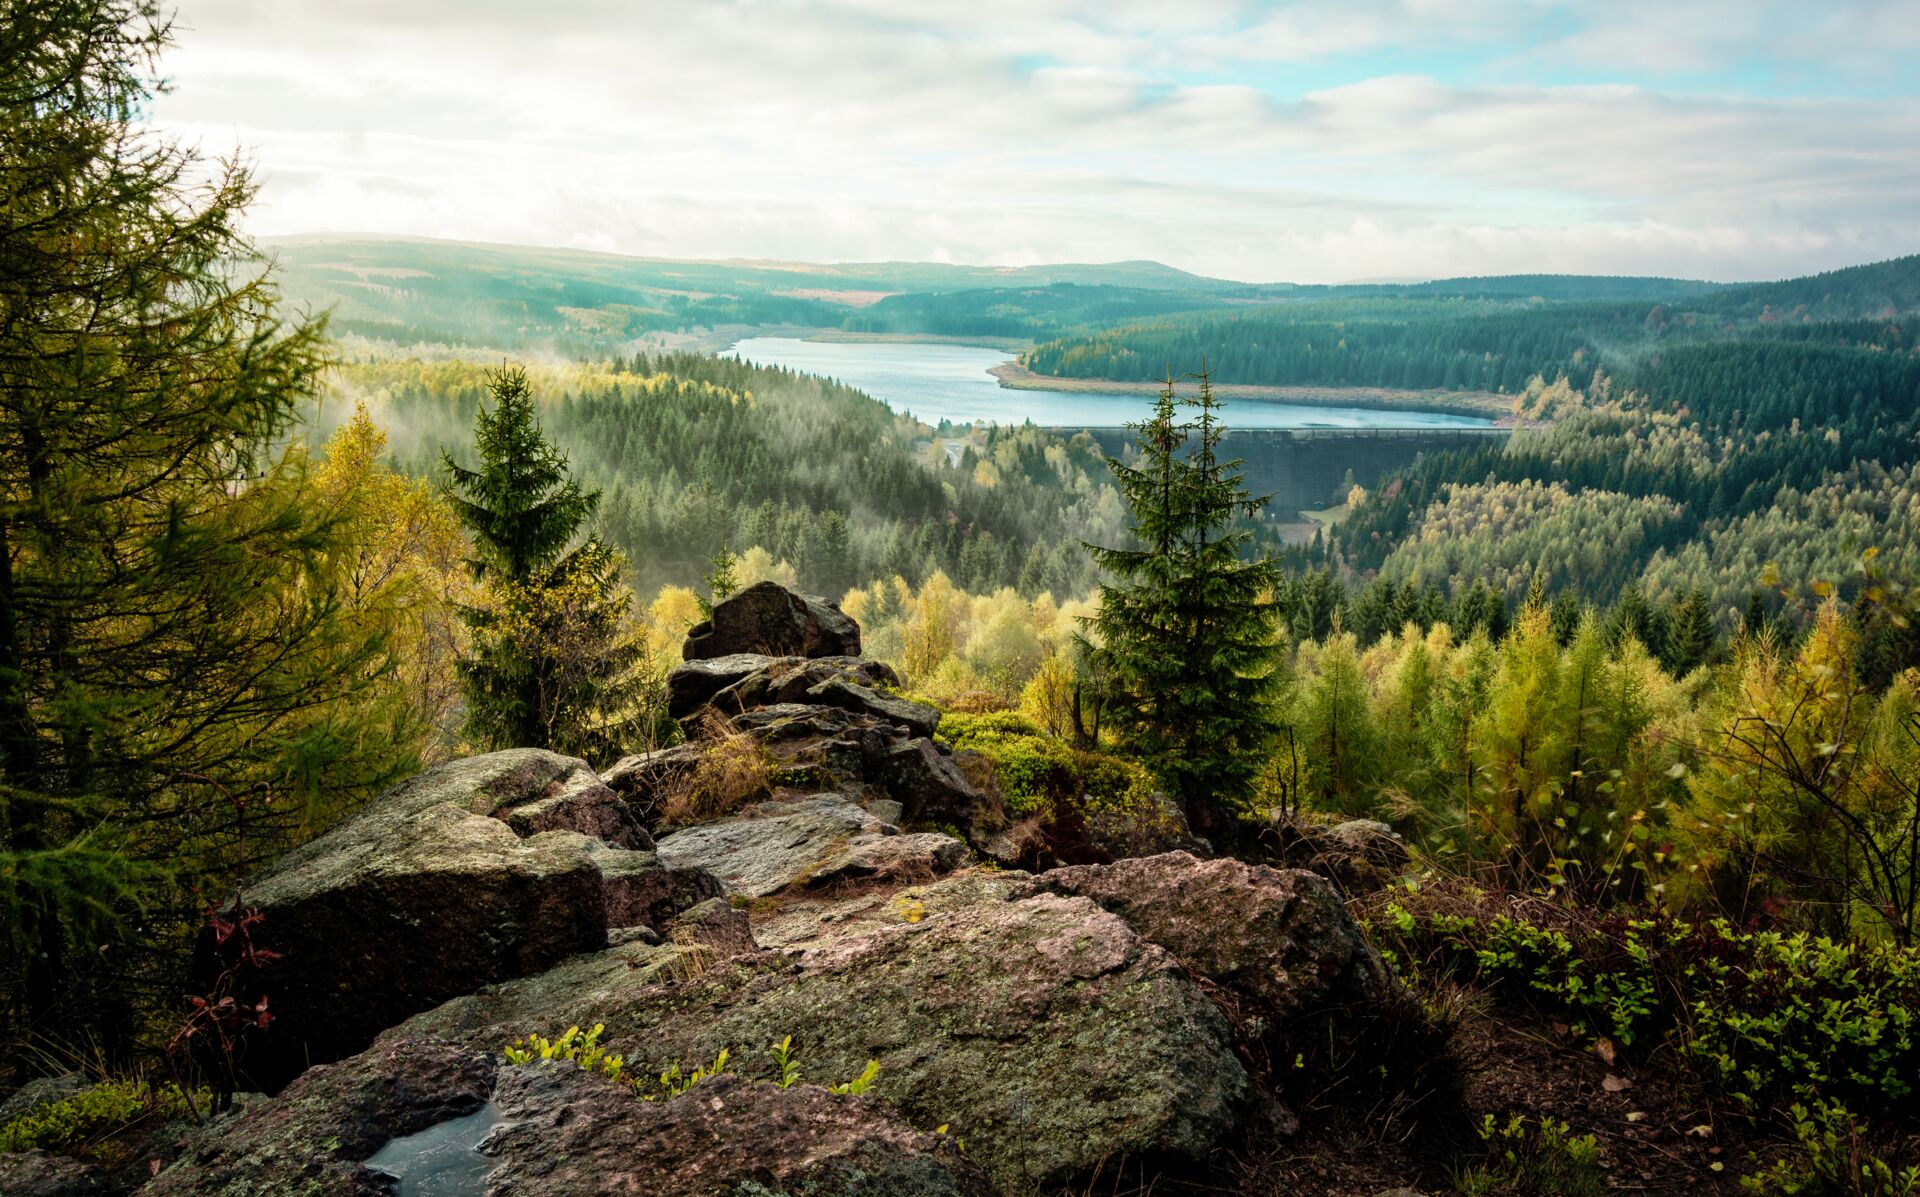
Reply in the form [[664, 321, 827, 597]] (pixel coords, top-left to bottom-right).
[[149, 0, 1920, 284]]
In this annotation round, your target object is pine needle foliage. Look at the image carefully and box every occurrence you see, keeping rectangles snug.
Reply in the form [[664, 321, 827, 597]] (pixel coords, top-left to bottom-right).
[[0, 0, 420, 1044], [1084, 369, 1282, 840], [443, 367, 646, 759]]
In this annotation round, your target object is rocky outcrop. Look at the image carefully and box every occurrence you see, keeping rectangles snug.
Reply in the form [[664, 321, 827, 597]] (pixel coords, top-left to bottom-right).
[[83, 586, 1428, 1197], [482, 1067, 990, 1197], [392, 869, 1250, 1189], [683, 581, 862, 661], [118, 784, 1405, 1197], [145, 1037, 497, 1196], [655, 793, 968, 898], [1023, 850, 1391, 1019], [657, 604, 1005, 852], [235, 750, 719, 1089]]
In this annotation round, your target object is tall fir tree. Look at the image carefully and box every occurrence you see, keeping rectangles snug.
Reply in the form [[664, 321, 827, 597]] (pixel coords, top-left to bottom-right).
[[1663, 588, 1718, 676], [0, 0, 418, 1041], [443, 367, 644, 759], [1085, 370, 1282, 841]]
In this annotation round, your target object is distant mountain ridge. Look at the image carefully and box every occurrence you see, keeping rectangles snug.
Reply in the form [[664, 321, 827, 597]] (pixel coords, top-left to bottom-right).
[[265, 234, 1912, 353]]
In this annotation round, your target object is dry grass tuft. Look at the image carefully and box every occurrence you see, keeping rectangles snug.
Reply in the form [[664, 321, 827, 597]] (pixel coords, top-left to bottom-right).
[[658, 716, 771, 828]]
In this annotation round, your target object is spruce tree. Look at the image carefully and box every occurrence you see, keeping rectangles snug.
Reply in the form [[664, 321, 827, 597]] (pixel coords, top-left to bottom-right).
[[1085, 370, 1281, 842], [1663, 588, 1718, 675], [1, 0, 416, 1037], [443, 367, 643, 758]]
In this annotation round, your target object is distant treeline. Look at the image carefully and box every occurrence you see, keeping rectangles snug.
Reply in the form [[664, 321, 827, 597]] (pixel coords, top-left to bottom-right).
[[1272, 256, 1920, 638], [1021, 256, 1920, 395], [323, 351, 1149, 600]]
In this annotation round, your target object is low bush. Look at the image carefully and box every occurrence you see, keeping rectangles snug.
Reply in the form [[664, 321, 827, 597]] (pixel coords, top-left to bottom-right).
[[939, 710, 1158, 819], [939, 711, 1076, 816], [1743, 1101, 1920, 1196], [1371, 883, 1920, 1112], [1457, 1114, 1606, 1197], [0, 1079, 207, 1159]]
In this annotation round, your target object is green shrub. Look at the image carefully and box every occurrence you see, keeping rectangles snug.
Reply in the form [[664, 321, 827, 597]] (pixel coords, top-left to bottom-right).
[[0, 1079, 206, 1157], [1374, 887, 1920, 1111], [1743, 1101, 1920, 1196], [1457, 1114, 1605, 1197], [940, 711, 1159, 821], [939, 711, 1079, 815], [938, 710, 1044, 742]]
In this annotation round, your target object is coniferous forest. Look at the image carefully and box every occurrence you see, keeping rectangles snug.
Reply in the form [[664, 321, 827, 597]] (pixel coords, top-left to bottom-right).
[[4, 2, 1920, 1195]]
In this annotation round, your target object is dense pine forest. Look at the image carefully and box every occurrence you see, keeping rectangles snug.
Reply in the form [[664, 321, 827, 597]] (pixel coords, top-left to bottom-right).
[[5, 2, 1920, 1194], [314, 351, 1123, 599]]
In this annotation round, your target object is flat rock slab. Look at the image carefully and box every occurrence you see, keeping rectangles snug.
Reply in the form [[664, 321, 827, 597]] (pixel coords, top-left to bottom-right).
[[669, 652, 906, 724], [656, 793, 966, 898], [807, 676, 940, 739], [664, 652, 792, 720], [483, 1067, 990, 1197], [394, 869, 1250, 1189]]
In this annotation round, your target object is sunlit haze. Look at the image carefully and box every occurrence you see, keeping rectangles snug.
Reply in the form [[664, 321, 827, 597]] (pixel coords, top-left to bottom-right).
[[150, 0, 1920, 281]]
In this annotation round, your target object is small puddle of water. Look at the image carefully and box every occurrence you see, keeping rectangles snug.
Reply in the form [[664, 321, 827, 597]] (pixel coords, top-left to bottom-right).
[[363, 1101, 505, 1196]]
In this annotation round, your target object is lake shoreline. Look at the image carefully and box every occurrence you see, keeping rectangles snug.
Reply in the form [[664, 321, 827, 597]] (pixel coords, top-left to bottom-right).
[[723, 336, 1501, 431], [803, 329, 1032, 353], [989, 361, 1512, 421]]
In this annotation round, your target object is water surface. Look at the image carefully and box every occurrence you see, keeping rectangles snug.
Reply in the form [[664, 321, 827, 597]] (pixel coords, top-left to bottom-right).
[[363, 1103, 504, 1196], [725, 337, 1493, 430]]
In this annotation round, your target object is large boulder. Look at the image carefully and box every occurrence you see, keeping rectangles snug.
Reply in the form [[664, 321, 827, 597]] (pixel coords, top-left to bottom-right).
[[655, 794, 967, 898], [235, 751, 717, 1089], [879, 739, 1002, 835], [1022, 851, 1392, 1019], [392, 869, 1250, 1189], [682, 581, 861, 661], [481, 1067, 990, 1197]]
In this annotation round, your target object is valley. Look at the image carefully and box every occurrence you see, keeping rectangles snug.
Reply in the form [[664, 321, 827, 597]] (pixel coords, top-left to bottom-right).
[[7, 5, 1920, 1193]]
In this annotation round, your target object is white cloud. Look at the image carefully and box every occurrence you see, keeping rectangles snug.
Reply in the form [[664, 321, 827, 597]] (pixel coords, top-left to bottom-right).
[[148, 0, 1920, 282]]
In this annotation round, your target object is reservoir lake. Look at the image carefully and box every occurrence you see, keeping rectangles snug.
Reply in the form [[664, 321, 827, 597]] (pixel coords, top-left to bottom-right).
[[724, 337, 1495, 430]]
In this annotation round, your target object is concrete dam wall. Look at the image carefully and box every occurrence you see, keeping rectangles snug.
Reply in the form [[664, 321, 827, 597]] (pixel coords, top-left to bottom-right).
[[1052, 426, 1511, 516]]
